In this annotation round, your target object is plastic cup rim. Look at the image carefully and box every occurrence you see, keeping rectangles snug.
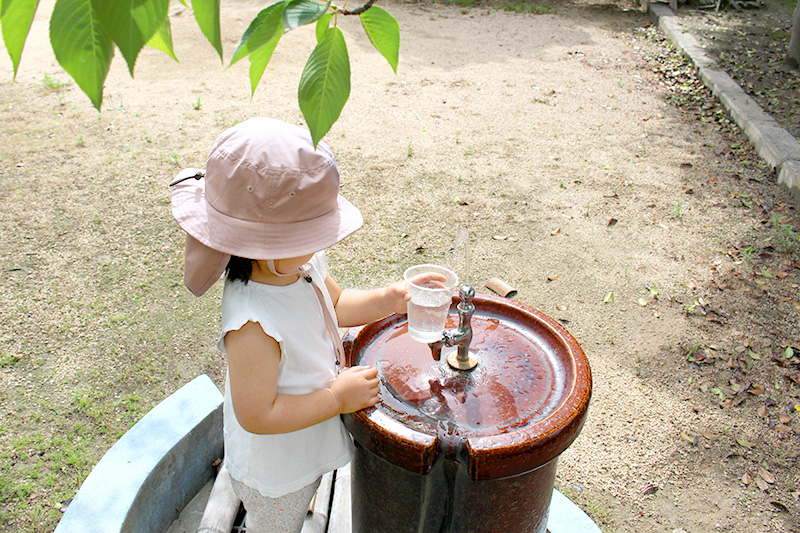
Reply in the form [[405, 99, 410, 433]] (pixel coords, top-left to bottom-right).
[[403, 263, 459, 291]]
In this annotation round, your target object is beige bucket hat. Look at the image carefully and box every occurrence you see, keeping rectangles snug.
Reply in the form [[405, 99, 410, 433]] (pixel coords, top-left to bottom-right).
[[170, 118, 363, 296]]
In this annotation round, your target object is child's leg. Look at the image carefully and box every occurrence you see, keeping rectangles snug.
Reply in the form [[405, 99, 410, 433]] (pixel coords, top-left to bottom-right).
[[229, 476, 321, 533]]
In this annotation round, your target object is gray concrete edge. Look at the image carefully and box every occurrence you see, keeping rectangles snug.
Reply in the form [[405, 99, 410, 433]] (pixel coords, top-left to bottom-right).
[[547, 488, 603, 533], [648, 1, 800, 204], [55, 374, 224, 533]]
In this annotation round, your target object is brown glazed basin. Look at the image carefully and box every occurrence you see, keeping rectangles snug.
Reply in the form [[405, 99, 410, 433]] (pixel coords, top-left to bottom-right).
[[343, 293, 592, 533]]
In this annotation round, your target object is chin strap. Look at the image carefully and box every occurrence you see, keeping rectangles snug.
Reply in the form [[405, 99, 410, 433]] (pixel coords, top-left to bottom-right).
[[265, 260, 310, 281], [265, 260, 345, 367]]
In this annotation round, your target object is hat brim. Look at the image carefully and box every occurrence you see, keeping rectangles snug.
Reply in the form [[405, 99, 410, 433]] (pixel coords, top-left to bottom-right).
[[171, 174, 363, 294]]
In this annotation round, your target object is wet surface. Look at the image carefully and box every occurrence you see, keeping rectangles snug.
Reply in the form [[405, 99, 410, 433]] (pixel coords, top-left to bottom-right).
[[344, 293, 592, 480], [363, 314, 567, 436]]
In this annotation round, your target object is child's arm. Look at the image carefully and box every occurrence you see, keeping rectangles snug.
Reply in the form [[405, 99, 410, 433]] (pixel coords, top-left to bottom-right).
[[326, 273, 446, 328], [225, 321, 379, 435], [325, 276, 409, 328]]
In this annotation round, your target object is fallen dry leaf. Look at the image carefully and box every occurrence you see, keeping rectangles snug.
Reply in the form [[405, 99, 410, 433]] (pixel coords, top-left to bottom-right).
[[741, 471, 752, 485], [736, 438, 755, 449], [547, 274, 558, 281], [756, 476, 770, 492], [758, 405, 768, 418], [770, 501, 790, 513], [758, 467, 775, 484]]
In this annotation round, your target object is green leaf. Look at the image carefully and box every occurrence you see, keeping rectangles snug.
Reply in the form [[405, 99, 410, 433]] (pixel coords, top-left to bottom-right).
[[146, 16, 178, 61], [50, 0, 114, 109], [315, 12, 332, 43], [359, 5, 399, 73], [191, 0, 222, 61], [283, 0, 329, 31], [298, 26, 349, 147], [91, 0, 168, 74], [1, 0, 40, 78], [230, 1, 286, 66], [247, 32, 282, 95]]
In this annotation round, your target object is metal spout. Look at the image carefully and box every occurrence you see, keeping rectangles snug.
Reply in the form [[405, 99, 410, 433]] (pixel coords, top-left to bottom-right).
[[429, 285, 478, 371]]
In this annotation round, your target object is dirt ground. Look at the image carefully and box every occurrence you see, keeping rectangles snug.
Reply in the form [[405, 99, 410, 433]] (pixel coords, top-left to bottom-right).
[[1, 0, 799, 531]]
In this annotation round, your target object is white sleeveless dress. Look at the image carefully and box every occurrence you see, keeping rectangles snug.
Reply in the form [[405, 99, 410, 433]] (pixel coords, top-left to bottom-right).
[[218, 252, 353, 497]]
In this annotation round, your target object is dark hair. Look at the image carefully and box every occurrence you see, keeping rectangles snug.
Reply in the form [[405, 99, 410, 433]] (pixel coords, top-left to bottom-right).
[[226, 256, 254, 284]]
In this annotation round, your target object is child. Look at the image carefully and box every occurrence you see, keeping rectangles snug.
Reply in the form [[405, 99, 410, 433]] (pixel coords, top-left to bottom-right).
[[170, 118, 420, 532]]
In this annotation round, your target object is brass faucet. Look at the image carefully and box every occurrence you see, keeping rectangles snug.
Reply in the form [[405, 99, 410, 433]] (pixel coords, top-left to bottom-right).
[[429, 285, 478, 371]]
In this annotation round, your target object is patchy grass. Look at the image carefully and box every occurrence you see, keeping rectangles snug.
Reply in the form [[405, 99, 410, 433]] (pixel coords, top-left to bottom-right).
[[503, 0, 556, 14]]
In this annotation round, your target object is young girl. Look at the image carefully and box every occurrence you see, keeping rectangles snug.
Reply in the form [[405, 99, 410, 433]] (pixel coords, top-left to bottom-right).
[[170, 118, 424, 532]]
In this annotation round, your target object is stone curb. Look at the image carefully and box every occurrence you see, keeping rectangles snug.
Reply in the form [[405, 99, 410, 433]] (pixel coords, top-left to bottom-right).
[[54, 374, 224, 533], [648, 2, 800, 204]]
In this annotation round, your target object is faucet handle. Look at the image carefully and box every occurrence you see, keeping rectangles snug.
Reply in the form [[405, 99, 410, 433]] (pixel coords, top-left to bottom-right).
[[459, 284, 475, 304]]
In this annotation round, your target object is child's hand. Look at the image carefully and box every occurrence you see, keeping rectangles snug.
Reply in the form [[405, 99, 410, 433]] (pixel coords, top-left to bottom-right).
[[384, 273, 447, 315], [329, 366, 380, 414]]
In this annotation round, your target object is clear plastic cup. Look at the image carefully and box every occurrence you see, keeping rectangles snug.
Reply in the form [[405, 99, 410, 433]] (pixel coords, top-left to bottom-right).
[[404, 264, 459, 343]]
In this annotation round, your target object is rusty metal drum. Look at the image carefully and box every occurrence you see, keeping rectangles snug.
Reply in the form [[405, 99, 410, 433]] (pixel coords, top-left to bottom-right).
[[343, 293, 592, 533]]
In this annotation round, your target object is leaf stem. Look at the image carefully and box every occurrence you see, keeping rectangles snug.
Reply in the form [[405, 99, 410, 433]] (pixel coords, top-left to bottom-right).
[[336, 0, 374, 15]]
